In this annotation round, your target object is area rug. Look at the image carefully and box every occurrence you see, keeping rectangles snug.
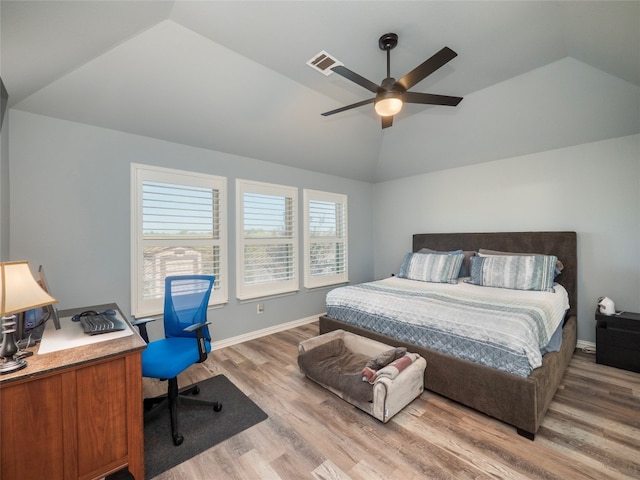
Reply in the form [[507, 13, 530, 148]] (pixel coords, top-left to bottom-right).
[[143, 374, 268, 479]]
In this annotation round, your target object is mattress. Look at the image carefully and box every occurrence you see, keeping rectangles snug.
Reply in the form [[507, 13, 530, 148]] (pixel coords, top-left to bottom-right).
[[325, 277, 569, 377]]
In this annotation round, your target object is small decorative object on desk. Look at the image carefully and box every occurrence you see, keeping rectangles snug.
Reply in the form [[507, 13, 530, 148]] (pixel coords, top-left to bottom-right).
[[0, 261, 57, 374]]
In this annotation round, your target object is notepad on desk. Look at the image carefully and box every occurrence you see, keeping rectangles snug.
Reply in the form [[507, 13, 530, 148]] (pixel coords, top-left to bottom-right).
[[38, 309, 133, 354]]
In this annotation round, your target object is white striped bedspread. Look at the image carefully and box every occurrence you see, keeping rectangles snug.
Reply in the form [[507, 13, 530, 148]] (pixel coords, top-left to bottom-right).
[[326, 277, 570, 377]]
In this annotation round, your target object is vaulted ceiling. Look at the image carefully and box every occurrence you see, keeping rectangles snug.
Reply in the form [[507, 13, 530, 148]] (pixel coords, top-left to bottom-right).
[[2, 1, 639, 182]]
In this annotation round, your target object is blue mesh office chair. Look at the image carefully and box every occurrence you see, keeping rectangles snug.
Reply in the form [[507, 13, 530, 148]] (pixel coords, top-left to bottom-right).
[[137, 275, 222, 446]]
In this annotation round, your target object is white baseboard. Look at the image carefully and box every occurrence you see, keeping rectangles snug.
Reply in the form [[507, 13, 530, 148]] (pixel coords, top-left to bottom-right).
[[576, 339, 596, 352], [211, 313, 322, 350], [212, 316, 599, 353]]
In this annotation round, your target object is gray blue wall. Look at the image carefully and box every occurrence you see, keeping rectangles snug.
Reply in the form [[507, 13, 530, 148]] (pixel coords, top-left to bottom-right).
[[373, 134, 640, 344], [8, 110, 374, 342], [6, 110, 640, 346], [0, 110, 9, 260]]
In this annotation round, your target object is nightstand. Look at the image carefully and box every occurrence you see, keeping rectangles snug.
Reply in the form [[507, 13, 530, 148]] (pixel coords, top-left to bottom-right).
[[595, 310, 640, 373]]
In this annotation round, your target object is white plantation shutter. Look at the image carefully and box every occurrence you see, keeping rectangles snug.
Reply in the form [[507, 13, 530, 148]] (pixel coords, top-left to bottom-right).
[[236, 180, 298, 300], [131, 164, 227, 317], [304, 189, 348, 288]]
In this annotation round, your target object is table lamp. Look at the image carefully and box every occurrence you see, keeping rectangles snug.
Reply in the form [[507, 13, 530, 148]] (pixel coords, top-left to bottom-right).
[[0, 261, 57, 374]]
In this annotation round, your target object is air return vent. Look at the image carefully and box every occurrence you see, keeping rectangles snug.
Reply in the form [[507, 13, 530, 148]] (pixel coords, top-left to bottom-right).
[[306, 51, 343, 75]]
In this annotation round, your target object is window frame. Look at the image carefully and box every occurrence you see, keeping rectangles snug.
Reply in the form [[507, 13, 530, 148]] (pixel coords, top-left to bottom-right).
[[303, 189, 349, 289], [131, 163, 227, 317], [236, 179, 299, 300]]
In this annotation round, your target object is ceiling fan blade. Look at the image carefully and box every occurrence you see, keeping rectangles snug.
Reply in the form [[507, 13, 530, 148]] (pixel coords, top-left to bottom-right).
[[381, 116, 393, 129], [331, 65, 380, 94], [404, 91, 463, 106], [321, 98, 375, 116], [397, 47, 457, 90]]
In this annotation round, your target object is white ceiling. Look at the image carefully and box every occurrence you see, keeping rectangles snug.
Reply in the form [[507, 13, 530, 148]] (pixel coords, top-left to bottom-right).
[[2, 1, 639, 183]]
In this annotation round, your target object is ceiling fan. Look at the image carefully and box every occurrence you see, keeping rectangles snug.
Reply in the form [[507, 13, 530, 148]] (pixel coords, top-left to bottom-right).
[[321, 33, 463, 129]]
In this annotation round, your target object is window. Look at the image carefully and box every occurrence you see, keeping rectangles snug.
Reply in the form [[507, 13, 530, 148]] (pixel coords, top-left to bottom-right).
[[303, 189, 348, 288], [236, 180, 298, 300], [131, 164, 227, 317]]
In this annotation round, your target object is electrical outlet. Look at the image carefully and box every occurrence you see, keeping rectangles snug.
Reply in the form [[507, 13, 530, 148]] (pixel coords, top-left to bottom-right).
[[257, 303, 264, 314]]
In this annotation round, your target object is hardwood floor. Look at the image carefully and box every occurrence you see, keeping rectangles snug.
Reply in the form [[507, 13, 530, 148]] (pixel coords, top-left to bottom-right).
[[145, 322, 640, 480]]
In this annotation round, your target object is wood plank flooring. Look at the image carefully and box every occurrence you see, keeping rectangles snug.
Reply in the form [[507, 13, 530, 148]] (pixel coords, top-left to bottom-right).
[[144, 322, 640, 480]]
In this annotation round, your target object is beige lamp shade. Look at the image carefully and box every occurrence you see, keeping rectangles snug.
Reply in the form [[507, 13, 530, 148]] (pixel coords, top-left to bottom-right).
[[0, 261, 57, 316]]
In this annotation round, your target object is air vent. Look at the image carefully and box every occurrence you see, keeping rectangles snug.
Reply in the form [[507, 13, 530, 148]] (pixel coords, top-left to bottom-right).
[[306, 51, 343, 76]]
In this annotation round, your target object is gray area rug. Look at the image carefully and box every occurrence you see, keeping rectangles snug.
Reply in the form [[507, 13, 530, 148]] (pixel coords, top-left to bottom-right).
[[109, 374, 268, 479]]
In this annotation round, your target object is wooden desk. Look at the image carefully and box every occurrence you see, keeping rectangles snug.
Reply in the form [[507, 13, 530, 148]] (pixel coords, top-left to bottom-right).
[[0, 303, 146, 480]]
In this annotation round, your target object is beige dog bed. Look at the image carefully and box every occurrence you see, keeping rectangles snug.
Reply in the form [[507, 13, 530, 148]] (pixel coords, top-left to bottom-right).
[[298, 329, 426, 422]]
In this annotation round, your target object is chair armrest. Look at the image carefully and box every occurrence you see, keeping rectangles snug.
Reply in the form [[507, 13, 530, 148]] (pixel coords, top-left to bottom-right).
[[183, 321, 211, 333], [131, 318, 156, 326], [131, 317, 157, 343], [183, 321, 212, 363]]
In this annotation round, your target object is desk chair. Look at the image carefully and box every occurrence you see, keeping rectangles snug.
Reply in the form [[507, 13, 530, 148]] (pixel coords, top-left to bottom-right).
[[135, 275, 222, 446]]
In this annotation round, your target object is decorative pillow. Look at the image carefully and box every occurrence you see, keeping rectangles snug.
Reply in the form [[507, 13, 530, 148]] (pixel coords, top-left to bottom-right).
[[419, 248, 475, 277], [398, 252, 464, 284], [418, 248, 462, 255], [478, 248, 564, 276], [365, 347, 407, 370], [467, 255, 557, 292]]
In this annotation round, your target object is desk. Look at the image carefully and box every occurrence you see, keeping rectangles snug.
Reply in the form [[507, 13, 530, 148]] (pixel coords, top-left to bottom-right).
[[0, 303, 146, 480]]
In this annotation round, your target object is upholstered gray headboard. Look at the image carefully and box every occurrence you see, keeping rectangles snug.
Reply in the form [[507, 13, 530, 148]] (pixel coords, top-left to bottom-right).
[[412, 232, 578, 318]]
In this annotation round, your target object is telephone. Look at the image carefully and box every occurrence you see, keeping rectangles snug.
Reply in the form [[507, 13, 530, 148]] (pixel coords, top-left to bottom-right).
[[71, 309, 116, 322], [71, 309, 124, 335]]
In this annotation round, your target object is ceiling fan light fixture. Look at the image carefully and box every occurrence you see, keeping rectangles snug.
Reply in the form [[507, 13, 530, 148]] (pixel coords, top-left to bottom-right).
[[374, 92, 403, 116], [320, 32, 462, 128]]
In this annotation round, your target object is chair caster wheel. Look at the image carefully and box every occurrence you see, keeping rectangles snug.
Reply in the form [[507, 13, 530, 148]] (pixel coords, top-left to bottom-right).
[[213, 402, 222, 412], [192, 385, 200, 395], [173, 434, 184, 446]]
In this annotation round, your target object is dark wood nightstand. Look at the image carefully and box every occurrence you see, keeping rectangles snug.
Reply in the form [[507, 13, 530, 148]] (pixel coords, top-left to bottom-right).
[[595, 310, 640, 373]]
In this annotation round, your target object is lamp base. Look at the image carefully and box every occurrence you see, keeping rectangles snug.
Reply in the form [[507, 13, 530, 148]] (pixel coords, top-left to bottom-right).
[[1, 314, 27, 374], [0, 356, 27, 374]]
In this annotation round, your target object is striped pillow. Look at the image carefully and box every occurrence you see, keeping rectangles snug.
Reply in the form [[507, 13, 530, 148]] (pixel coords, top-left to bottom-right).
[[419, 248, 474, 277], [467, 255, 557, 292], [398, 252, 464, 284], [478, 249, 564, 277]]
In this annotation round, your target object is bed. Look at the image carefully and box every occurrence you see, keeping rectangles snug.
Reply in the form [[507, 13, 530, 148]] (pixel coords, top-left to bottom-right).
[[319, 231, 577, 439]]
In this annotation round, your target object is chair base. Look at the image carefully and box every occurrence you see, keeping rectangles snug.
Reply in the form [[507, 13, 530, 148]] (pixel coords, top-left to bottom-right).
[[144, 377, 222, 446]]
